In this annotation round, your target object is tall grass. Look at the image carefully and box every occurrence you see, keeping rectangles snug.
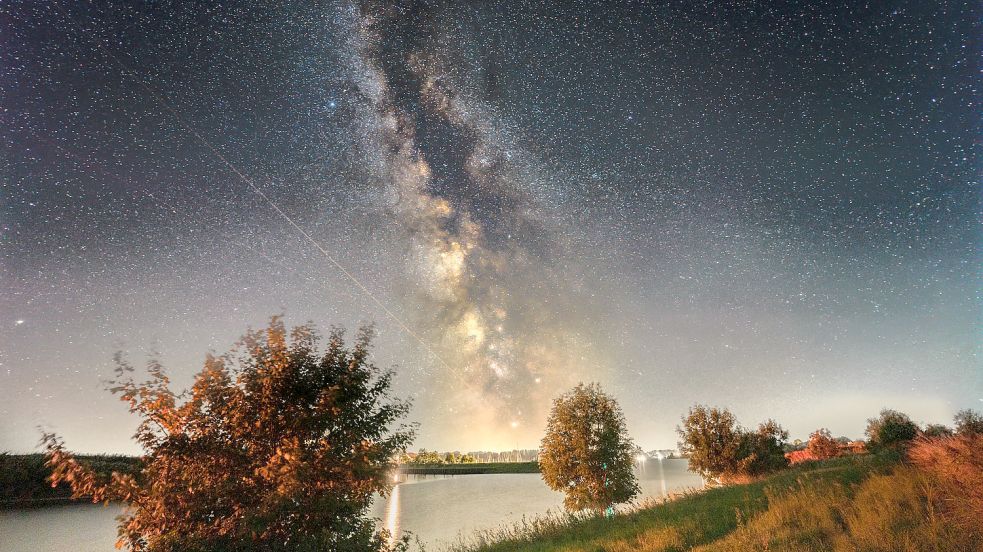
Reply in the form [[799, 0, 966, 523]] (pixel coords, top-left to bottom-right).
[[703, 465, 977, 551], [908, 433, 983, 536]]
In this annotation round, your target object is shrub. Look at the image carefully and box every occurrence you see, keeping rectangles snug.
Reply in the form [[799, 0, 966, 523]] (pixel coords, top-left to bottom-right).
[[734, 420, 789, 479], [806, 428, 841, 460], [921, 423, 953, 438], [864, 409, 918, 451], [678, 406, 788, 482], [953, 408, 983, 436]]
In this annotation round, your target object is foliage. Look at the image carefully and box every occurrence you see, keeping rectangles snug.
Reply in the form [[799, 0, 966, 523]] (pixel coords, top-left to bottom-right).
[[864, 408, 918, 450], [42, 317, 414, 552], [399, 462, 539, 475], [411, 449, 445, 464], [677, 406, 787, 482], [539, 383, 639, 512], [733, 420, 789, 479], [402, 449, 477, 465], [953, 408, 983, 436], [676, 405, 742, 481], [921, 423, 953, 438], [806, 428, 841, 460]]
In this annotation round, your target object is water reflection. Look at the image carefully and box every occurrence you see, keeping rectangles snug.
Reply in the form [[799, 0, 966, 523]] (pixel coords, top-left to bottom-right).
[[383, 482, 400, 543], [371, 458, 702, 548]]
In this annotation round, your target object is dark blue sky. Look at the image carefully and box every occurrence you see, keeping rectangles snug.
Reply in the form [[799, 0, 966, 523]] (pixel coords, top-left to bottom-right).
[[1, 1, 979, 453]]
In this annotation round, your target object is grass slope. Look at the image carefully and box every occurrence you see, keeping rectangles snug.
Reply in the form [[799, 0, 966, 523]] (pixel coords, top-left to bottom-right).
[[451, 451, 979, 552]]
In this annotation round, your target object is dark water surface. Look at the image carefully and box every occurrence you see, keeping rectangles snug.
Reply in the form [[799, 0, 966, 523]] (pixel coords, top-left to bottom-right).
[[0, 459, 701, 551]]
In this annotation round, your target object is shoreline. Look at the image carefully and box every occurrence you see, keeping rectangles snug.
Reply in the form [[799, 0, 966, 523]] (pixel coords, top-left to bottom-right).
[[1, 458, 541, 509]]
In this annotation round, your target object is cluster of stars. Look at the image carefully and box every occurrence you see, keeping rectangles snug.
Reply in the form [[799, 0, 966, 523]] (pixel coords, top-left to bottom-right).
[[0, 1, 977, 453]]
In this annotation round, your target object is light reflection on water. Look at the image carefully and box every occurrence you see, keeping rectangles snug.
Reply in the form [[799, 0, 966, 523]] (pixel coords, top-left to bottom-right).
[[371, 459, 702, 548], [0, 459, 701, 552], [383, 480, 400, 543]]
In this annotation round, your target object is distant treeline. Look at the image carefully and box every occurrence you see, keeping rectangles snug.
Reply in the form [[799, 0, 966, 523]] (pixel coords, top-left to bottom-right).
[[401, 449, 540, 464], [3, 452, 539, 507], [0, 453, 141, 508], [399, 461, 539, 475]]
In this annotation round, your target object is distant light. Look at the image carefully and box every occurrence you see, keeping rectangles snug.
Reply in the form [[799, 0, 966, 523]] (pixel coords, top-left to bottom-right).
[[15, 320, 24, 325], [635, 454, 647, 463], [510, 420, 519, 428]]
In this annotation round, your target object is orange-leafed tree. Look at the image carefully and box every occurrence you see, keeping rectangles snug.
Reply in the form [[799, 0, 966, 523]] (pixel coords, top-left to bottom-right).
[[43, 317, 414, 552], [806, 428, 841, 460]]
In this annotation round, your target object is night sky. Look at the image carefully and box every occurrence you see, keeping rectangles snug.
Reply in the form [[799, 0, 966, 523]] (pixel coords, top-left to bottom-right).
[[1, 1, 979, 454]]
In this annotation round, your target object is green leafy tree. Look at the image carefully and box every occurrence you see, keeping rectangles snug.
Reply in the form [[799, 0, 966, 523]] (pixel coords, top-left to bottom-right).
[[922, 424, 954, 438], [953, 409, 983, 436], [539, 383, 639, 513], [677, 405, 743, 481], [43, 317, 414, 552], [865, 408, 919, 450], [678, 406, 788, 482], [413, 449, 443, 464], [735, 420, 789, 477]]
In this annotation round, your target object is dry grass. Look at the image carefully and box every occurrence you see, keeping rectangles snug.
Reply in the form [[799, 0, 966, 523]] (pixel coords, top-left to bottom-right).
[[694, 436, 983, 552], [908, 433, 983, 537]]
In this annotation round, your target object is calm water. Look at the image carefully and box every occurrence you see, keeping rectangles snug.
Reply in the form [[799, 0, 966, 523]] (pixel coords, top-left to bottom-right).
[[0, 459, 701, 551]]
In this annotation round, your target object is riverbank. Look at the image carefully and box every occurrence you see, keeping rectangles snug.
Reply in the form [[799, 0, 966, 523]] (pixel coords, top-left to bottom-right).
[[448, 449, 981, 551], [1, 453, 539, 507], [0, 454, 141, 509]]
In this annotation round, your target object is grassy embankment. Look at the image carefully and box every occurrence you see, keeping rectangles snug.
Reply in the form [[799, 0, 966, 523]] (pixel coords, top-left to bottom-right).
[[0, 453, 141, 508], [449, 445, 981, 552], [399, 462, 539, 475]]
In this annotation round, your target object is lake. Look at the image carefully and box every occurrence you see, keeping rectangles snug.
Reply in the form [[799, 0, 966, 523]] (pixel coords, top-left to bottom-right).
[[0, 459, 701, 551]]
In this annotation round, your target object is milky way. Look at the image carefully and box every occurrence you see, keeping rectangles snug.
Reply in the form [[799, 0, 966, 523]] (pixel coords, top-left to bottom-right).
[[0, 1, 979, 453], [349, 1, 609, 443]]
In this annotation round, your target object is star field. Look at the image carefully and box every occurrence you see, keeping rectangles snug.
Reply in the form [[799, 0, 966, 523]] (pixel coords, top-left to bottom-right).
[[0, 1, 979, 453]]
